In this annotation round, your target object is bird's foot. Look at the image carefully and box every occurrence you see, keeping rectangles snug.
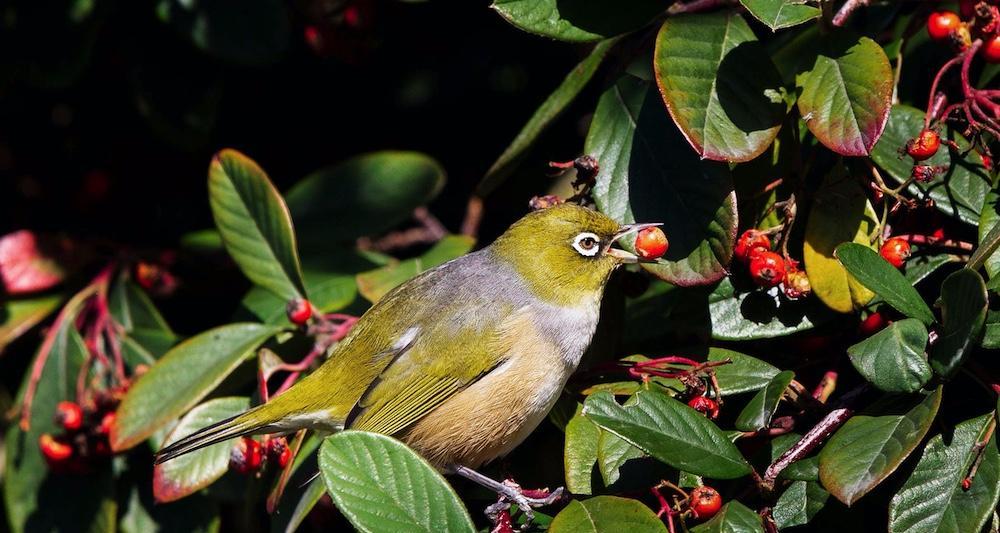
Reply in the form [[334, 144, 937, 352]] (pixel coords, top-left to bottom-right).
[[485, 479, 564, 531]]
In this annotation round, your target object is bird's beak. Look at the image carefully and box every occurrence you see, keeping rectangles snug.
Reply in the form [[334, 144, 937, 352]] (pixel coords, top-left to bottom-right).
[[604, 222, 663, 263]]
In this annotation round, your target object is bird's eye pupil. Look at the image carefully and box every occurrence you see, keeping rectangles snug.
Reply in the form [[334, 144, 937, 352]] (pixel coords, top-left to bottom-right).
[[581, 237, 596, 248]]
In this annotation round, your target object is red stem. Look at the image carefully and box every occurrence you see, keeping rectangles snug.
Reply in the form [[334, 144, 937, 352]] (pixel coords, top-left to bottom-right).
[[926, 55, 964, 127]]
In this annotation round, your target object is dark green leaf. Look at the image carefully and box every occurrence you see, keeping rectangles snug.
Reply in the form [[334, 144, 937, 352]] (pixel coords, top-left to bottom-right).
[[280, 477, 326, 533], [975, 190, 1000, 274], [549, 496, 667, 533], [240, 272, 356, 324], [108, 277, 177, 357], [479, 38, 618, 195], [120, 484, 220, 533], [491, 0, 664, 42], [286, 151, 446, 246], [796, 34, 893, 155], [929, 269, 987, 378], [111, 323, 282, 451], [318, 431, 475, 533], [587, 75, 737, 286], [597, 430, 644, 487], [888, 413, 1000, 533], [740, 0, 820, 31], [0, 294, 62, 352], [356, 235, 475, 302], [984, 310, 1000, 349], [654, 12, 784, 162], [835, 243, 936, 325], [871, 105, 992, 225], [209, 149, 307, 301], [565, 408, 601, 495], [773, 481, 829, 529], [155, 0, 288, 66], [690, 501, 764, 532], [710, 348, 781, 395], [582, 391, 751, 479], [847, 318, 931, 393], [152, 397, 250, 503], [735, 370, 794, 432], [708, 277, 830, 340], [819, 387, 942, 505]]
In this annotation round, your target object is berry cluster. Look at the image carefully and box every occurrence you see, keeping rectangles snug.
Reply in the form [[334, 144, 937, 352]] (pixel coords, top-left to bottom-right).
[[229, 436, 293, 476], [39, 392, 122, 474], [927, 3, 1000, 60], [733, 230, 811, 300]]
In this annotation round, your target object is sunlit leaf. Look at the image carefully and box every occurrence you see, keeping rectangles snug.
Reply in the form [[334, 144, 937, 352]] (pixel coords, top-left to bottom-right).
[[491, 0, 664, 42], [549, 496, 667, 533], [735, 370, 794, 432], [847, 318, 931, 393], [740, 0, 820, 31]]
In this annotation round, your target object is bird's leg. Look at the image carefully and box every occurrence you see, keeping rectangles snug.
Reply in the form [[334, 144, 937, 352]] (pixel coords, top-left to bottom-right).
[[452, 465, 564, 529]]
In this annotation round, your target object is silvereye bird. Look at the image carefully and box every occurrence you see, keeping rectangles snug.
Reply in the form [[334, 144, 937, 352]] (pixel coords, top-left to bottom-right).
[[155, 203, 658, 514]]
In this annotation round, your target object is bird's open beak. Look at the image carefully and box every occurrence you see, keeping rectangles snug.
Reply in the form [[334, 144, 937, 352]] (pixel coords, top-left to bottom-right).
[[604, 222, 663, 263]]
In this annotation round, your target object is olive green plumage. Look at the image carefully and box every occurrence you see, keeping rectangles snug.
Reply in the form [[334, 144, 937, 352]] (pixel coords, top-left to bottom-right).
[[156, 203, 646, 469]]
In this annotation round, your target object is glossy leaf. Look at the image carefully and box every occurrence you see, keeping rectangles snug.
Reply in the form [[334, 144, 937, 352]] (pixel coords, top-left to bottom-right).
[[835, 243, 936, 325], [153, 397, 250, 503], [0, 294, 62, 353], [978, 189, 1000, 277], [108, 277, 177, 357], [819, 387, 942, 505], [888, 413, 1000, 533], [240, 271, 356, 324], [549, 496, 667, 533], [654, 12, 784, 162], [491, 0, 664, 42], [847, 318, 931, 393], [735, 370, 794, 432], [565, 408, 601, 495], [773, 481, 829, 529], [803, 172, 877, 313], [740, 0, 820, 31], [582, 391, 751, 479], [597, 430, 644, 487], [208, 149, 307, 301], [286, 151, 446, 246], [871, 105, 992, 225], [708, 277, 830, 340], [587, 75, 737, 286], [111, 323, 282, 451], [690, 501, 764, 532], [356, 235, 475, 302], [709, 348, 781, 395], [318, 431, 475, 533], [479, 38, 617, 196], [929, 269, 987, 378], [797, 34, 893, 155]]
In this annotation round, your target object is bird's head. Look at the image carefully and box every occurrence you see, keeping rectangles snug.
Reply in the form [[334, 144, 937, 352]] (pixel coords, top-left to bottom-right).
[[490, 203, 660, 307]]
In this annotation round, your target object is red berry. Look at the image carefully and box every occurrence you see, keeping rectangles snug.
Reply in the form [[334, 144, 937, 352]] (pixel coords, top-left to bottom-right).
[[962, 477, 973, 491], [880, 237, 911, 268], [748, 251, 786, 288], [687, 396, 720, 420], [97, 411, 116, 436], [634, 227, 669, 260], [230, 437, 263, 474], [54, 401, 83, 432], [39, 434, 74, 465], [267, 437, 293, 469], [286, 298, 313, 326], [906, 129, 940, 161], [689, 486, 723, 520], [927, 11, 961, 41], [858, 311, 888, 336], [734, 230, 770, 264], [984, 35, 1000, 63]]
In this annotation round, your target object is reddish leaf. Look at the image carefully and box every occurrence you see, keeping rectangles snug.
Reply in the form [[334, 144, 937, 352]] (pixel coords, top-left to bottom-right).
[[0, 230, 71, 295]]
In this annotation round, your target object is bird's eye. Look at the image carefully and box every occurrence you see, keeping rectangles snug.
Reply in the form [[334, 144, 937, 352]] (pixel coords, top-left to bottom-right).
[[572, 232, 601, 257]]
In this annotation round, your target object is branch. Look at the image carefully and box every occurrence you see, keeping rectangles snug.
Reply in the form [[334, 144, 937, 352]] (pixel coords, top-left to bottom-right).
[[832, 0, 869, 26]]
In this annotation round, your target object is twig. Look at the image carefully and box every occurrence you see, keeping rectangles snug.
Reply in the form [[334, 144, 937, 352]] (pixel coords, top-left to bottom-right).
[[832, 0, 869, 27]]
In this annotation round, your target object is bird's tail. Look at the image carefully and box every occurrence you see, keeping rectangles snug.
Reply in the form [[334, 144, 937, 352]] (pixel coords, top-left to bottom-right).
[[154, 403, 280, 464]]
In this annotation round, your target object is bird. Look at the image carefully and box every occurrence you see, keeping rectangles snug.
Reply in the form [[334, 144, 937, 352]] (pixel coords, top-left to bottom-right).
[[155, 202, 658, 516]]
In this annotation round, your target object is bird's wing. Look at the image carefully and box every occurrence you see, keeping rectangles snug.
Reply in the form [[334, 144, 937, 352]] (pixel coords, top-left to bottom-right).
[[345, 305, 531, 436]]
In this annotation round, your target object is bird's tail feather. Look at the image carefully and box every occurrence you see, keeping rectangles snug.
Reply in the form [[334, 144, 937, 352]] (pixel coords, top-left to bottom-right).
[[154, 405, 274, 464]]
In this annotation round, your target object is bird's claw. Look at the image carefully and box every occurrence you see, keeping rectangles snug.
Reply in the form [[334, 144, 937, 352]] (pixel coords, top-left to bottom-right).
[[485, 480, 564, 531]]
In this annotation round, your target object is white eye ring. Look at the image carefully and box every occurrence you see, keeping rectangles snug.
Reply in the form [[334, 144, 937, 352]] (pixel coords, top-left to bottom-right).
[[572, 232, 601, 257]]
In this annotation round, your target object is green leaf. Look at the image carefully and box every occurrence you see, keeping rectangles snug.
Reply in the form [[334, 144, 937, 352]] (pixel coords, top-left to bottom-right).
[[582, 391, 751, 479], [356, 235, 475, 303], [871, 105, 993, 225], [796, 34, 893, 155], [804, 172, 877, 313], [286, 151, 446, 246], [491, 0, 664, 42], [549, 496, 667, 533], [847, 318, 931, 393], [155, 0, 288, 66], [976, 190, 1000, 275], [654, 12, 784, 162], [710, 348, 781, 395], [889, 413, 1000, 533], [209, 149, 307, 302], [587, 75, 737, 286], [597, 430, 644, 487], [0, 294, 62, 352], [819, 387, 943, 505], [318, 431, 475, 533], [279, 477, 326, 533], [152, 397, 250, 503], [111, 323, 282, 451], [773, 481, 829, 529], [770, 433, 819, 481], [120, 484, 220, 533], [835, 243, 936, 325], [690, 501, 764, 532], [240, 272, 356, 324], [565, 408, 601, 495], [735, 370, 794, 432], [479, 38, 617, 196], [108, 277, 177, 357], [708, 277, 830, 340], [929, 269, 987, 378], [740, 0, 820, 31]]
